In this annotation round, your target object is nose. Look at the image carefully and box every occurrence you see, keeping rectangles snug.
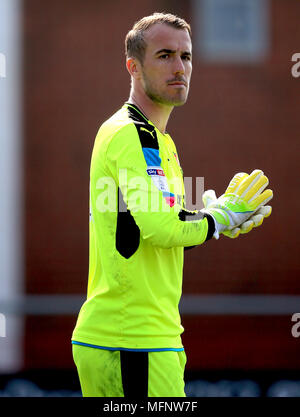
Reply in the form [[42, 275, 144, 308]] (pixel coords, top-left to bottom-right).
[[173, 55, 185, 75]]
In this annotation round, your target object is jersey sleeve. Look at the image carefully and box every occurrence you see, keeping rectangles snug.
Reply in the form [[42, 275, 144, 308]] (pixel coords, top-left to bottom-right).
[[105, 122, 215, 249]]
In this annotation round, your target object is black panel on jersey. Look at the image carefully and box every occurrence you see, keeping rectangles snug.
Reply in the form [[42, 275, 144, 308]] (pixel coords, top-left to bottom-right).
[[126, 102, 149, 123], [120, 350, 149, 398], [135, 123, 159, 149], [178, 209, 205, 222], [116, 188, 140, 259], [204, 213, 215, 241], [126, 103, 159, 150]]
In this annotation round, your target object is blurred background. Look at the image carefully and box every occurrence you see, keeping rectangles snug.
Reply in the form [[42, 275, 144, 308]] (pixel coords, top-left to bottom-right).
[[0, 0, 299, 397]]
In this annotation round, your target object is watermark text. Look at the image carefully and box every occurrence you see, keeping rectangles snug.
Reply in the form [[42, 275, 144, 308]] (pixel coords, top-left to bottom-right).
[[291, 53, 300, 78], [92, 170, 205, 214], [291, 313, 300, 338]]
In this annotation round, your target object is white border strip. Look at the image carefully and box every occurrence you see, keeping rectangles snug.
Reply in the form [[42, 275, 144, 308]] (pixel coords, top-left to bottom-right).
[[0, 295, 299, 316], [0, 0, 23, 372]]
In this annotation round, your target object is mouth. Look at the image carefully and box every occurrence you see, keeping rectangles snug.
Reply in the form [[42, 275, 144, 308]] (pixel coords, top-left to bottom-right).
[[168, 81, 187, 87]]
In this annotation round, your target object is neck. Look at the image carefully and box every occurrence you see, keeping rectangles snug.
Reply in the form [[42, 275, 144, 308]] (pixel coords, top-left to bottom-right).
[[128, 90, 173, 134]]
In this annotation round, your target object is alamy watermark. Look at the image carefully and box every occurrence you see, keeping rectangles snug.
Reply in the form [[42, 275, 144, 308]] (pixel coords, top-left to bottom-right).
[[291, 313, 300, 338], [92, 170, 205, 215], [0, 313, 6, 337], [0, 53, 6, 78], [291, 53, 300, 78]]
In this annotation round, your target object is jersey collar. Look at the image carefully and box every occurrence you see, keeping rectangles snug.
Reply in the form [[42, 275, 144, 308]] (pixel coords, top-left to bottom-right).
[[124, 102, 150, 124], [124, 102, 170, 137]]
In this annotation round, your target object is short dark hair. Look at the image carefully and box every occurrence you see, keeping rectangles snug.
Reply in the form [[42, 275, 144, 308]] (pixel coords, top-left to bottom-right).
[[125, 12, 191, 64]]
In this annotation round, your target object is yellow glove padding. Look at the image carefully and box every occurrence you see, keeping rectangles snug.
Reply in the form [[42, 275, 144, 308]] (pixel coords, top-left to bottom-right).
[[202, 170, 273, 239]]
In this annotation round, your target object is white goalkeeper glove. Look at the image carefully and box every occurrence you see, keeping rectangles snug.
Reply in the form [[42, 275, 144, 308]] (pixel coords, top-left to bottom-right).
[[201, 169, 273, 239], [202, 189, 272, 238]]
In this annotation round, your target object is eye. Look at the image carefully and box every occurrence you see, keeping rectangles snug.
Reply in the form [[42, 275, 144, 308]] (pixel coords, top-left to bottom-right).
[[159, 54, 169, 59], [182, 55, 191, 61]]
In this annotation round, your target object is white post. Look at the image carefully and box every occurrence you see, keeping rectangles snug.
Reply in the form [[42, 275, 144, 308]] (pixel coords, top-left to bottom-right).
[[0, 0, 23, 371]]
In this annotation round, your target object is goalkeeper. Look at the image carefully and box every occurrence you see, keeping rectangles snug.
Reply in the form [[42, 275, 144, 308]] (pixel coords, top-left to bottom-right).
[[71, 12, 273, 397]]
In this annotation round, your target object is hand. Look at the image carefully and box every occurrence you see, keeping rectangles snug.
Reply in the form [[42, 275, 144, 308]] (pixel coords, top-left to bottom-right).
[[201, 170, 273, 239], [202, 189, 272, 238]]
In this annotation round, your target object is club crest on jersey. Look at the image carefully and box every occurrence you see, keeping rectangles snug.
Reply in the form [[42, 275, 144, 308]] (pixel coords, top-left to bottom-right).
[[173, 152, 180, 166]]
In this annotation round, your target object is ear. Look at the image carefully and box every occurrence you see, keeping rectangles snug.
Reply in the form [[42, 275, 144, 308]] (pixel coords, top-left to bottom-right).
[[126, 57, 141, 80]]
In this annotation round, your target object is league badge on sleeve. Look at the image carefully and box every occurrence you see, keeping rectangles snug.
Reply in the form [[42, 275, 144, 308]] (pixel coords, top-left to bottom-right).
[[147, 166, 169, 192]]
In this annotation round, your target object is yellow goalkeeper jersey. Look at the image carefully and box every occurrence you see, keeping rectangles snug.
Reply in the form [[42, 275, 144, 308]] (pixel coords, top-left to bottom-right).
[[71, 103, 214, 351]]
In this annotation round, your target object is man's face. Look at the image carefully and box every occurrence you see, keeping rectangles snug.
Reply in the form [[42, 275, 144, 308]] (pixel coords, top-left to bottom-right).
[[139, 23, 192, 107]]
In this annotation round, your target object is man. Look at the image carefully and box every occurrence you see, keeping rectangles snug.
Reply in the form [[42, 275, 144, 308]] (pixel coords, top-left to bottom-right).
[[72, 12, 273, 397]]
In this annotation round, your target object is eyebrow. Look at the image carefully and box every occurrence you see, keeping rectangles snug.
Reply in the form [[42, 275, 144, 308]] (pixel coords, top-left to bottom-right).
[[155, 48, 192, 57]]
